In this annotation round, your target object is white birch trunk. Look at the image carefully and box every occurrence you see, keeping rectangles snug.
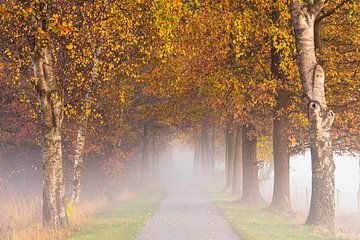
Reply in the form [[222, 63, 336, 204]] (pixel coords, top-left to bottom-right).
[[32, 44, 67, 228], [71, 44, 101, 204], [290, 0, 335, 229]]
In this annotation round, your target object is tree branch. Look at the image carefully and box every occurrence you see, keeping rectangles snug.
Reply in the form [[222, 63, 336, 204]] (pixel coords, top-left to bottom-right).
[[312, 0, 326, 14], [316, 0, 351, 22]]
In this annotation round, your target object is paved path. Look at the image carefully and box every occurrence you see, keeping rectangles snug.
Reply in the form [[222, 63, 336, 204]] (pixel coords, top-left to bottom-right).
[[135, 184, 241, 240]]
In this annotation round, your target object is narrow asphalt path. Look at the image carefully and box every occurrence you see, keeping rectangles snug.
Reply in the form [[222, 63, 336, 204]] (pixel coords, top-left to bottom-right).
[[134, 184, 241, 240]]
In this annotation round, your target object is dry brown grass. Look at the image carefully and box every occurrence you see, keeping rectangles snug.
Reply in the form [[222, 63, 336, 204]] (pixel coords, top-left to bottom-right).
[[0, 194, 41, 236], [288, 211, 360, 239], [0, 189, 108, 240], [336, 214, 360, 239]]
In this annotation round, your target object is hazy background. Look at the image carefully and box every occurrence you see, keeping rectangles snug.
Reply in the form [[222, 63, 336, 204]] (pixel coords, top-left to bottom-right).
[[159, 143, 360, 215]]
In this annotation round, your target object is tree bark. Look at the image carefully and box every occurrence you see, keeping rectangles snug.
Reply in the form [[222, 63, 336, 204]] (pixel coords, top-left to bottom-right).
[[32, 44, 67, 228], [71, 43, 101, 204], [269, 5, 291, 210], [271, 91, 291, 211], [232, 126, 243, 195], [200, 126, 209, 175], [224, 126, 229, 185], [224, 127, 236, 192], [194, 136, 200, 174], [197, 124, 213, 176], [141, 122, 152, 183], [152, 133, 158, 179], [209, 125, 216, 176], [71, 104, 87, 205], [290, 0, 335, 229], [242, 125, 262, 203]]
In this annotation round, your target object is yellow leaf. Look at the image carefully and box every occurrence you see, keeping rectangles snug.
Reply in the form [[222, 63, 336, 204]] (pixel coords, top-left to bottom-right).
[[66, 44, 74, 50]]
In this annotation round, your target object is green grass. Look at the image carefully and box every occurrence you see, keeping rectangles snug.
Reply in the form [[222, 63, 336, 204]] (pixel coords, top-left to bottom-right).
[[207, 190, 343, 240], [64, 188, 166, 240]]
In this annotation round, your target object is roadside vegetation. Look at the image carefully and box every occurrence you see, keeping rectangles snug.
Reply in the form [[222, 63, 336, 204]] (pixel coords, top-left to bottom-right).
[[207, 190, 345, 240], [7, 188, 164, 240], [64, 188, 165, 240]]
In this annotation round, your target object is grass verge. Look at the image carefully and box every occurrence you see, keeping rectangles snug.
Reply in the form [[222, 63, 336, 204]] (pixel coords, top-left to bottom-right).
[[64, 188, 165, 240], [206, 189, 344, 240], [4, 193, 108, 240]]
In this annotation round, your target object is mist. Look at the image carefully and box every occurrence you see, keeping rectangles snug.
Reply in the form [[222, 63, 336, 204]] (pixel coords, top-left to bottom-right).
[[2, 136, 360, 239], [158, 143, 360, 215]]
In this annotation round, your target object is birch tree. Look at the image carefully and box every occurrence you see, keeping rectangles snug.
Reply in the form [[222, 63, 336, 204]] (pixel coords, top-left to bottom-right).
[[290, 0, 335, 228], [31, 1, 68, 228]]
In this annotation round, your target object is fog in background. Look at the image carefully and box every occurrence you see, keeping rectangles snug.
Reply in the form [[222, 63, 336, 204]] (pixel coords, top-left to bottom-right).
[[159, 142, 360, 216], [1, 140, 359, 237], [159, 144, 194, 186]]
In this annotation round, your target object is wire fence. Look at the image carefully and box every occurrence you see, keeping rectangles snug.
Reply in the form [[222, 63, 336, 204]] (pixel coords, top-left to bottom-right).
[[259, 181, 360, 216], [291, 186, 360, 215]]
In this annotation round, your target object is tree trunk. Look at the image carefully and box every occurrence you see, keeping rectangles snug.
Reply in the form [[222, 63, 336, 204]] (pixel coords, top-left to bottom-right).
[[209, 126, 216, 176], [224, 126, 229, 186], [242, 125, 262, 203], [198, 125, 213, 176], [232, 126, 243, 195], [152, 133, 158, 179], [291, 0, 335, 229], [141, 122, 152, 183], [71, 43, 101, 204], [32, 45, 67, 228], [290, 1, 335, 229], [224, 127, 236, 192], [71, 105, 87, 204], [271, 91, 290, 211], [194, 136, 200, 174], [269, 6, 291, 210], [200, 126, 209, 175]]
